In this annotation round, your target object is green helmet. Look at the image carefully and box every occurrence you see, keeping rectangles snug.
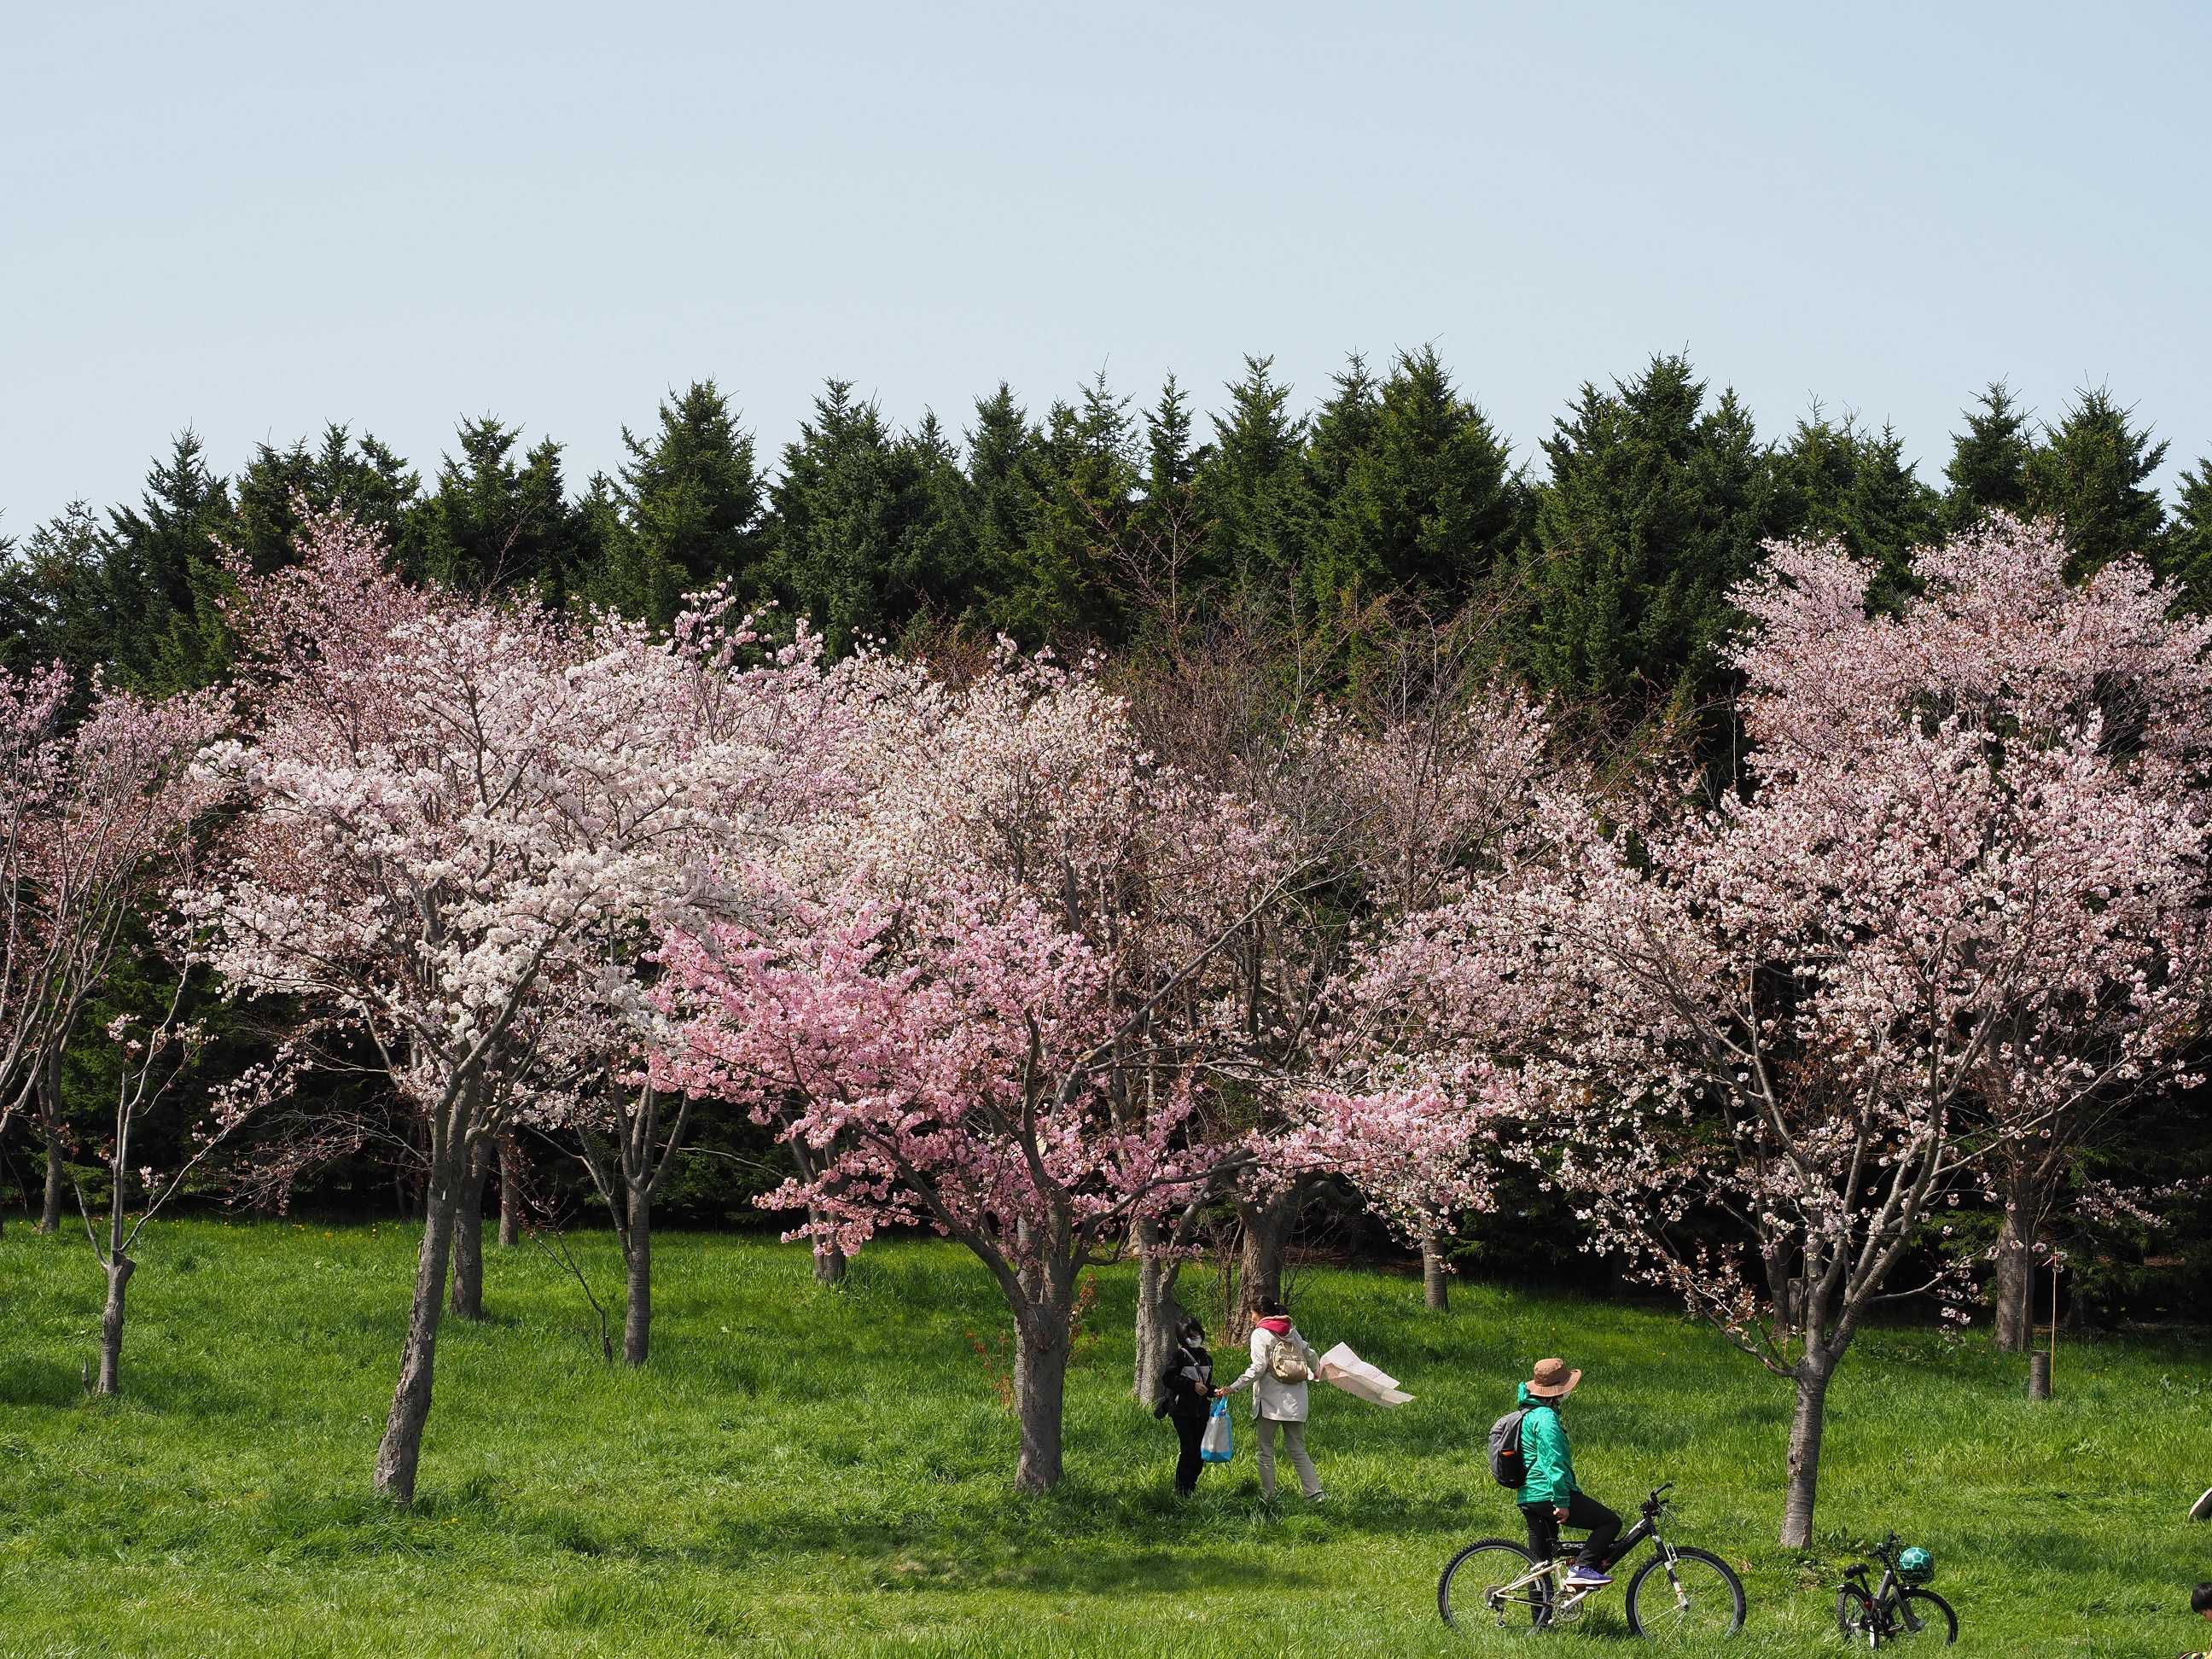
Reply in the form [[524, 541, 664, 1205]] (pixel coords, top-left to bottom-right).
[[1897, 1545, 1934, 1584]]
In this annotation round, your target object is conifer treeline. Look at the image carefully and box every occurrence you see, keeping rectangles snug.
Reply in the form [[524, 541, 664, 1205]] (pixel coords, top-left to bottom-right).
[[8, 352, 2209, 725], [8, 350, 2212, 1313]]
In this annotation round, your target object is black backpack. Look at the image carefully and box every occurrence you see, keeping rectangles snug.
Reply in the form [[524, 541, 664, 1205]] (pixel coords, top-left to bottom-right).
[[1487, 1407, 1531, 1487]]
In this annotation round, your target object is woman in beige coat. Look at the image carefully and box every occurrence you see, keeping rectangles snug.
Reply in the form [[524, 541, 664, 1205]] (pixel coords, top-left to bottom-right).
[[1219, 1296, 1325, 1502]]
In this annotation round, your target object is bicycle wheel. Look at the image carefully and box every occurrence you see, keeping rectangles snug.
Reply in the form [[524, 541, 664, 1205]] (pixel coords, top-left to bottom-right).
[[1625, 1545, 1746, 1640], [1837, 1584, 1879, 1645], [1891, 1588, 1958, 1644], [1439, 1538, 1551, 1632]]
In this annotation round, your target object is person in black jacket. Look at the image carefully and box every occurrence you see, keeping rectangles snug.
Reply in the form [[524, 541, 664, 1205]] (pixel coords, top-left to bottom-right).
[[1155, 1316, 1216, 1496]]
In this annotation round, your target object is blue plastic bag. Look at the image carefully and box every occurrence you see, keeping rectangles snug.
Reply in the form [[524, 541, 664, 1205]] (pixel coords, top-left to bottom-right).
[[1200, 1397, 1233, 1463]]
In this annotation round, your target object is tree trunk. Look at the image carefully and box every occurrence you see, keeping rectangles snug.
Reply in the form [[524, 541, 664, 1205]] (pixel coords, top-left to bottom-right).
[[1991, 1167, 2049, 1353], [1013, 1297, 1074, 1493], [96, 1253, 135, 1395], [799, 1188, 847, 1284], [1422, 1232, 1450, 1311], [622, 1178, 652, 1365], [37, 1131, 64, 1234], [448, 1140, 488, 1320], [498, 1139, 521, 1248], [1779, 1355, 1837, 1548], [1236, 1193, 1295, 1325], [376, 1128, 466, 1505], [1132, 1218, 1185, 1406]]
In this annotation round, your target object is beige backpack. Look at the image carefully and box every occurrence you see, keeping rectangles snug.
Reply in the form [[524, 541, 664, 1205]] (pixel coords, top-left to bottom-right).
[[1266, 1332, 1312, 1383]]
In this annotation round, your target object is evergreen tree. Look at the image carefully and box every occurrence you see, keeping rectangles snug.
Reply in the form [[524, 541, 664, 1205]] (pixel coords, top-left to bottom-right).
[[0, 525, 33, 674], [899, 410, 980, 630], [960, 383, 1042, 614], [1195, 355, 1302, 594], [1940, 381, 2035, 533], [413, 418, 588, 603], [768, 381, 965, 650], [2154, 458, 2212, 614], [100, 432, 235, 690], [1772, 410, 1939, 609], [1127, 375, 1214, 622], [11, 505, 108, 675], [589, 381, 765, 624], [1303, 346, 1519, 615], [1291, 355, 1383, 615], [991, 371, 1137, 645], [2024, 386, 2168, 576], [230, 424, 420, 574], [1520, 353, 1774, 722]]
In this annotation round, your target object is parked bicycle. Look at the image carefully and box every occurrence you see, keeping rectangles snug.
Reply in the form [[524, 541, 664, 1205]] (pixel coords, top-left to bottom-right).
[[1438, 1481, 1746, 1639], [1836, 1530, 1956, 1645]]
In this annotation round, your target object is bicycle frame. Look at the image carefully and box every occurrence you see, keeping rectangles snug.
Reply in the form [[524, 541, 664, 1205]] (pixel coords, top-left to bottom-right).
[[1842, 1533, 1919, 1634], [1491, 1494, 1679, 1620]]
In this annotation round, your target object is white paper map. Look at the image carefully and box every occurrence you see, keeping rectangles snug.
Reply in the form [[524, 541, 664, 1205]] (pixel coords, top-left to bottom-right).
[[1316, 1342, 1414, 1406]]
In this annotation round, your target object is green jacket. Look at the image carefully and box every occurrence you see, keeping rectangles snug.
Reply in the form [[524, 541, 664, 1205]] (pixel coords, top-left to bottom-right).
[[1513, 1386, 1578, 1509]]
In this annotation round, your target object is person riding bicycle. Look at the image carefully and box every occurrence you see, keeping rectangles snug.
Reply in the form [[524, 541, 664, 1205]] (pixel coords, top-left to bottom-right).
[[1514, 1357, 1621, 1592]]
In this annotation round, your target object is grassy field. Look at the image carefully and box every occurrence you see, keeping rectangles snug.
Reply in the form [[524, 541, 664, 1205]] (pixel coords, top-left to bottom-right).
[[2, 1219, 2208, 1656]]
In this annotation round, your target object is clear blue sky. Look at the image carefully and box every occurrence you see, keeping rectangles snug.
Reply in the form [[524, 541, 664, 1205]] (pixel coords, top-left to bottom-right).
[[7, 0, 2209, 533]]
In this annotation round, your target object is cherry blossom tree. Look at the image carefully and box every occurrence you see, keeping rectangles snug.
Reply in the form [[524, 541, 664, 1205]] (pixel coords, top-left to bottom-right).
[[191, 509, 856, 1502], [511, 983, 710, 1365], [0, 664, 73, 1172], [661, 882, 1254, 1492], [1453, 520, 2210, 1547], [1121, 617, 1572, 1329], [661, 650, 1291, 1488], [1732, 515, 2212, 1350], [1281, 1076, 1513, 1308], [0, 665, 228, 1232]]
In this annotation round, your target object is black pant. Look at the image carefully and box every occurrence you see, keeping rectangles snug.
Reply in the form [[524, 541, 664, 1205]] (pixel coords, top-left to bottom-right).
[[1171, 1412, 1208, 1493], [1521, 1491, 1622, 1570]]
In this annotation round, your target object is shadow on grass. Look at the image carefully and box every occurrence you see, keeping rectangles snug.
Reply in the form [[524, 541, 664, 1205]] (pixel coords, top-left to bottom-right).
[[0, 1355, 81, 1407], [718, 1523, 1325, 1598]]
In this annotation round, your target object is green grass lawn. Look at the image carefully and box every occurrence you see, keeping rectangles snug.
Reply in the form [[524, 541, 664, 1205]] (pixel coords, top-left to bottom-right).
[[3, 1218, 2208, 1656]]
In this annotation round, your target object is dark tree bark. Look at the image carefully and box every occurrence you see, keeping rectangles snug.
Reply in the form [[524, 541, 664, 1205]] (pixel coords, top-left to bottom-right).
[[1421, 1231, 1450, 1312], [1132, 1217, 1185, 1407], [1234, 1185, 1300, 1325], [579, 1084, 693, 1367], [622, 1189, 652, 1365], [498, 1138, 521, 1248], [793, 1143, 847, 1285], [1780, 1350, 1839, 1549], [448, 1139, 489, 1320], [38, 1129, 64, 1234], [1013, 1285, 1075, 1493], [375, 1109, 469, 1505], [1991, 1164, 2058, 1353], [96, 1254, 135, 1395]]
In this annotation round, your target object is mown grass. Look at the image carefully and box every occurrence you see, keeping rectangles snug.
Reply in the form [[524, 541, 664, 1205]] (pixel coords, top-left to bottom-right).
[[3, 1218, 2208, 1656]]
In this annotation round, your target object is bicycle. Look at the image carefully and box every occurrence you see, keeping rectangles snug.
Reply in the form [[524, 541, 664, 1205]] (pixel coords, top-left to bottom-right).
[[1836, 1530, 1956, 1645], [1438, 1482, 1747, 1640]]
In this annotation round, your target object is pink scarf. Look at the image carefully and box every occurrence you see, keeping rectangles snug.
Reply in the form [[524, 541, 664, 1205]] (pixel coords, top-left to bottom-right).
[[1256, 1316, 1293, 1336]]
